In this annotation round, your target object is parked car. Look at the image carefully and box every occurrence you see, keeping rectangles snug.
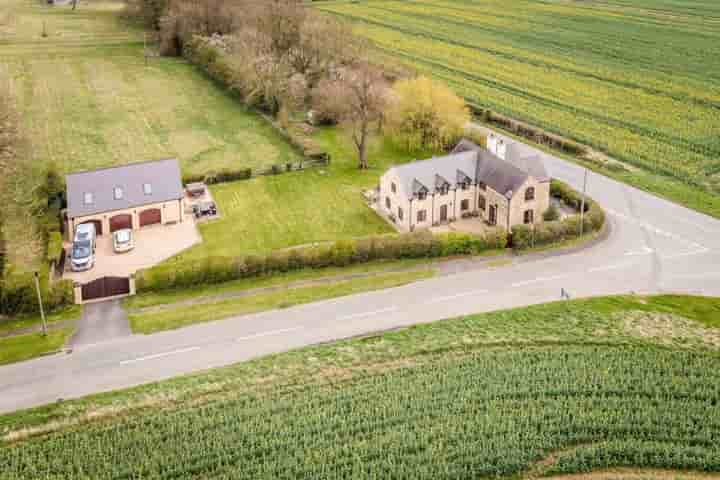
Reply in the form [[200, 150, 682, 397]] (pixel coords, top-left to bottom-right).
[[113, 228, 135, 253], [193, 201, 217, 218], [71, 223, 96, 272]]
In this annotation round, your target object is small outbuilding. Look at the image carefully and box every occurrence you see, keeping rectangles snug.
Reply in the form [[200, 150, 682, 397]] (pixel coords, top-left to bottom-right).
[[65, 159, 185, 237]]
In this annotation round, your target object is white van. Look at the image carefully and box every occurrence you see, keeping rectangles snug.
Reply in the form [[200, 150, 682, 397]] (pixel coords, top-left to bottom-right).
[[71, 223, 96, 272]]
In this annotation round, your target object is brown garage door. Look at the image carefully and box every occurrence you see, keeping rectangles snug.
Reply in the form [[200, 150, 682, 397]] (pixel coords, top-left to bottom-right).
[[139, 208, 161, 227], [79, 219, 103, 236], [109, 214, 132, 232]]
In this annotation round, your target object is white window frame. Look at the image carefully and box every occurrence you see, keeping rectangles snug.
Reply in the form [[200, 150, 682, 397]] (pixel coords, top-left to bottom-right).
[[143, 183, 152, 195], [83, 192, 93, 205], [114, 187, 124, 200]]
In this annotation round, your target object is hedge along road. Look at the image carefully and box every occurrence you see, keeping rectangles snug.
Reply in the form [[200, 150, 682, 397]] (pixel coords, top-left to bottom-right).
[[1, 130, 719, 414]]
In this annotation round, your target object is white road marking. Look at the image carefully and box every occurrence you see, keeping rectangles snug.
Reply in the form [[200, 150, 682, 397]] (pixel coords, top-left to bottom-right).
[[120, 346, 201, 365], [665, 271, 720, 280], [339, 306, 398, 321], [237, 327, 303, 341], [605, 207, 709, 251], [511, 274, 568, 288], [660, 248, 710, 261], [624, 246, 654, 256], [588, 262, 636, 273], [425, 289, 489, 304]]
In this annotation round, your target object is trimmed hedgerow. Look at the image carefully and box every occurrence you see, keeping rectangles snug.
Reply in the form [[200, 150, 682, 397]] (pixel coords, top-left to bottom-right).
[[135, 229, 508, 293]]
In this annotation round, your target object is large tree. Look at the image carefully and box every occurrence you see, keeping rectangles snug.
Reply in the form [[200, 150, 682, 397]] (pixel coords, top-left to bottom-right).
[[384, 76, 469, 152], [313, 65, 387, 169]]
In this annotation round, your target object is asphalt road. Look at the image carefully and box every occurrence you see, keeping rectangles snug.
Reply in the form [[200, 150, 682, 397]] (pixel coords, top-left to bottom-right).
[[1, 129, 719, 414]]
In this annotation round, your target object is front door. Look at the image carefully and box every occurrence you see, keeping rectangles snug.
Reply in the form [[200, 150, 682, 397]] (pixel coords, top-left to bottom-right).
[[489, 205, 497, 225], [440, 204, 448, 222]]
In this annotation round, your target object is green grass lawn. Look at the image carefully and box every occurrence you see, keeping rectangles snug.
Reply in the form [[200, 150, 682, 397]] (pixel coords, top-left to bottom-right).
[[0, 0, 299, 272], [129, 269, 434, 334], [1, 295, 719, 477], [180, 129, 436, 259], [0, 328, 73, 366]]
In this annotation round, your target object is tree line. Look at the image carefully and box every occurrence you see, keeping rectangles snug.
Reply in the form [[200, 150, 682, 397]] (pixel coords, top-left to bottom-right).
[[126, 0, 471, 168]]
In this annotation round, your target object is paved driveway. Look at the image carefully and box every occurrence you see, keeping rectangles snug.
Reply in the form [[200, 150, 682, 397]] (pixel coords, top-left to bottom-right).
[[64, 216, 201, 283], [69, 300, 131, 348]]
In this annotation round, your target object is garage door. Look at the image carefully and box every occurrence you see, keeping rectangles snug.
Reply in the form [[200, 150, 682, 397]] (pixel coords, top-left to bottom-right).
[[79, 219, 102, 236], [139, 208, 161, 227], [109, 214, 132, 232]]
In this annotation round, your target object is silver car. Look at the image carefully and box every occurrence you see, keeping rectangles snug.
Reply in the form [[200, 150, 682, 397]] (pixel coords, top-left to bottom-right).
[[113, 229, 134, 253]]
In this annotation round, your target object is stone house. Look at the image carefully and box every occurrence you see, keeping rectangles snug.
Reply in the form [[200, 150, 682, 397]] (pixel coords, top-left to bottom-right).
[[65, 158, 186, 237], [378, 137, 550, 232]]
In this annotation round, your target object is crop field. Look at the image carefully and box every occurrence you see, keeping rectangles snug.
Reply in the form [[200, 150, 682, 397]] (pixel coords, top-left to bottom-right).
[[317, 0, 720, 195], [1, 295, 719, 478]]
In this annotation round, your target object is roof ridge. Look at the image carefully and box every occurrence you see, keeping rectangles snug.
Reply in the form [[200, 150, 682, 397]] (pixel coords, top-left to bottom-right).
[[66, 158, 179, 177]]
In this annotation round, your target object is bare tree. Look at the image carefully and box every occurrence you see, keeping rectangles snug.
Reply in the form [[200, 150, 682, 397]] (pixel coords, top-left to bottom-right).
[[314, 65, 386, 169]]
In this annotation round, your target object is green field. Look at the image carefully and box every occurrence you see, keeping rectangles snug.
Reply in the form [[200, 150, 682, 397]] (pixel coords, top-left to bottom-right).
[[1, 295, 719, 478], [0, 0, 299, 271], [318, 0, 720, 213]]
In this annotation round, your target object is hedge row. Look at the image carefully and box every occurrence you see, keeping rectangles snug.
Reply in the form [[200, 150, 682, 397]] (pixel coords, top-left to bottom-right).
[[136, 229, 508, 293], [1, 267, 74, 315], [471, 105, 587, 156], [512, 183, 606, 250], [183, 168, 252, 185]]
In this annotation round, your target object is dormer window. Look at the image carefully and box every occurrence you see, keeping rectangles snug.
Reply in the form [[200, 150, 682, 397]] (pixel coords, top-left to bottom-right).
[[114, 187, 124, 200], [83, 192, 93, 205], [143, 183, 152, 195], [438, 184, 449, 195], [460, 181, 469, 190], [478, 182, 487, 191], [417, 191, 427, 201]]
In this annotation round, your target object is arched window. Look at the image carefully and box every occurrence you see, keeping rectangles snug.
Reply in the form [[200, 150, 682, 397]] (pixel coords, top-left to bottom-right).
[[525, 187, 535, 201]]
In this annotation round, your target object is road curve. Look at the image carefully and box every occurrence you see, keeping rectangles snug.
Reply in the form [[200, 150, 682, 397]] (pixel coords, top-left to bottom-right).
[[1, 129, 719, 414]]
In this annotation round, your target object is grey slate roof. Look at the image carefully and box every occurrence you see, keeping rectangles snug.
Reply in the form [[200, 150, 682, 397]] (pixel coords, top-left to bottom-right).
[[388, 138, 548, 200], [453, 138, 550, 182], [66, 158, 183, 218]]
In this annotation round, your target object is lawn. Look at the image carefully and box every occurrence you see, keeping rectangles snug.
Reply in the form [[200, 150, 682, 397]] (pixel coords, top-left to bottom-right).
[[0, 0, 299, 272], [1, 295, 719, 477], [317, 0, 720, 218], [179, 129, 435, 259], [129, 269, 434, 334], [0, 305, 81, 337]]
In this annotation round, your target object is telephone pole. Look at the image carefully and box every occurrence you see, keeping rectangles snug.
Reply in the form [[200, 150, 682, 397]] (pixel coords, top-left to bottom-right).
[[34, 272, 47, 336], [579, 168, 588, 237]]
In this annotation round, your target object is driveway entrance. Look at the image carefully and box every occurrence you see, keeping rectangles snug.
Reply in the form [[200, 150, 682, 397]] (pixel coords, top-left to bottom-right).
[[69, 300, 131, 347]]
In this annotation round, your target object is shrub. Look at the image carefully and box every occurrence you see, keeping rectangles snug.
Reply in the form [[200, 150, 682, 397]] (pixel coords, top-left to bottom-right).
[[543, 204, 560, 222], [136, 229, 509, 293], [46, 231, 64, 264]]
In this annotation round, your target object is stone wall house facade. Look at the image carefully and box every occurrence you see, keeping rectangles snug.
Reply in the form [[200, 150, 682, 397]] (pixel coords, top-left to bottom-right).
[[65, 159, 186, 237], [378, 137, 550, 232]]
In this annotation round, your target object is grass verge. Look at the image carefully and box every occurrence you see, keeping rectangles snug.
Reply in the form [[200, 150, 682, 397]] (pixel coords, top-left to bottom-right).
[[128, 269, 434, 334], [0, 306, 81, 337], [0, 328, 73, 366]]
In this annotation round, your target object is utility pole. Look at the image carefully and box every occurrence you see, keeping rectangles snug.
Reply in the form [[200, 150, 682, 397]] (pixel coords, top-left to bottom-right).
[[144, 32, 148, 66], [579, 168, 588, 237], [34, 272, 47, 336]]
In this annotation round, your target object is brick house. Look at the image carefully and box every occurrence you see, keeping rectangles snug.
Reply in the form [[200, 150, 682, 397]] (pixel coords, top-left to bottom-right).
[[378, 137, 550, 232], [65, 159, 186, 237]]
